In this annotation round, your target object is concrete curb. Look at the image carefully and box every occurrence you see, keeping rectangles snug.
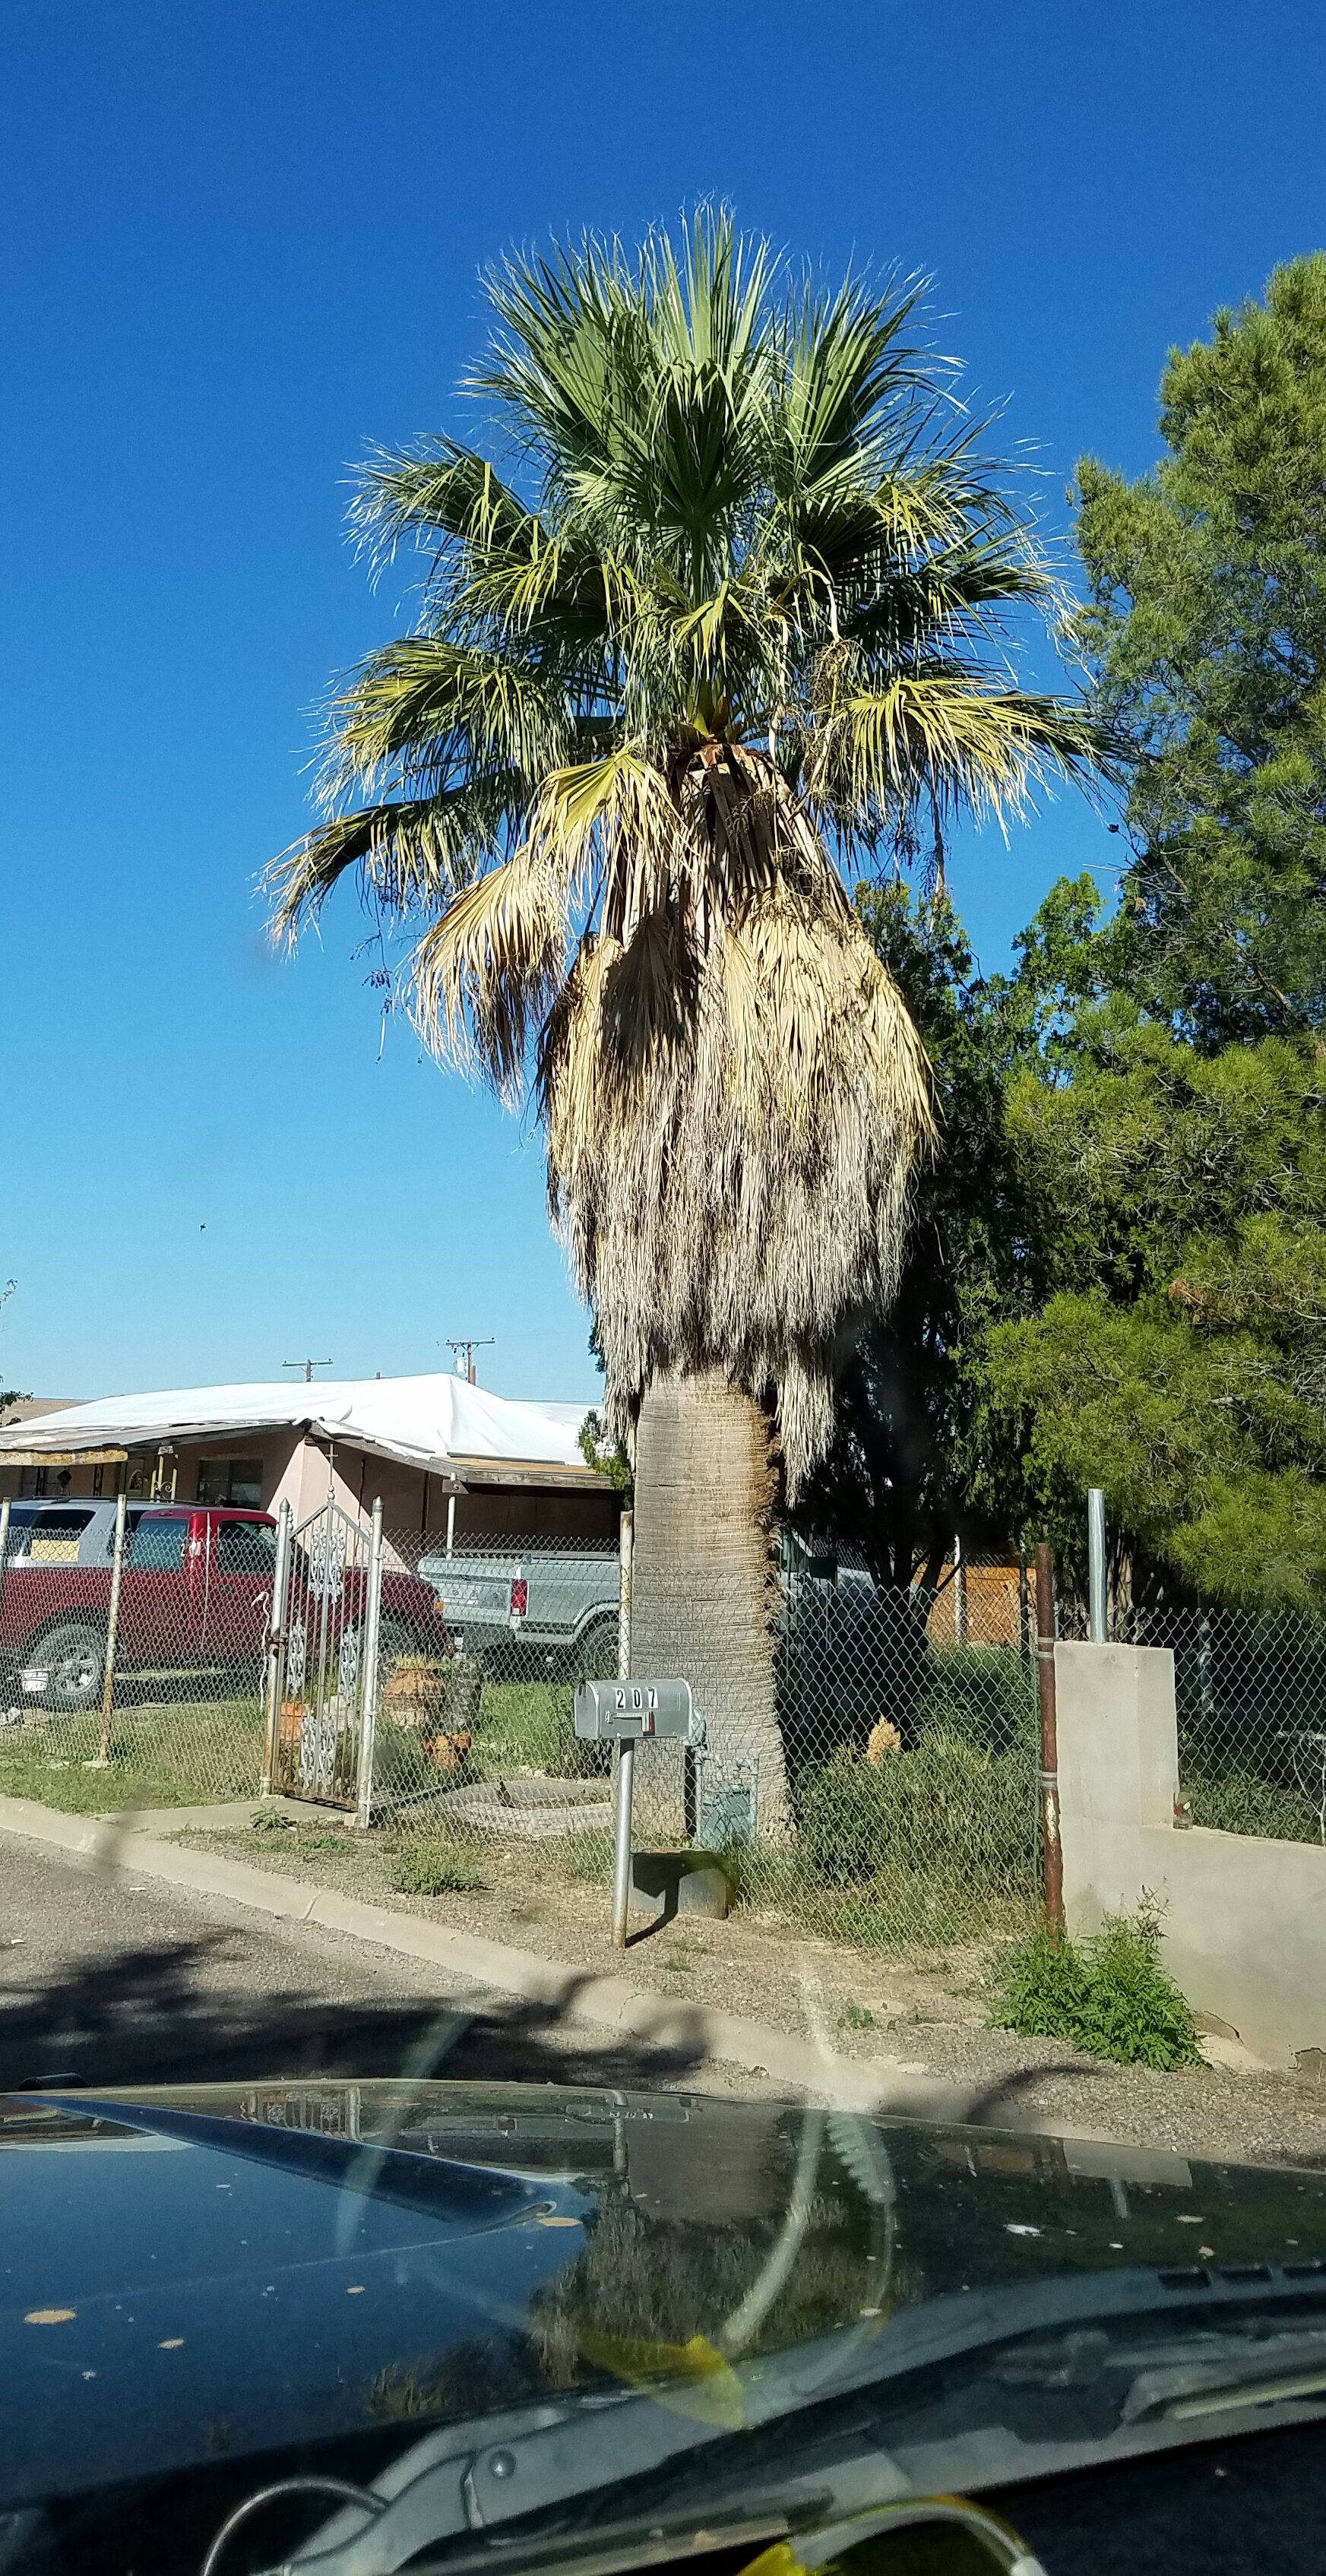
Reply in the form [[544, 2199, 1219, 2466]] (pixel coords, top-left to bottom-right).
[[0, 1793, 954, 2114]]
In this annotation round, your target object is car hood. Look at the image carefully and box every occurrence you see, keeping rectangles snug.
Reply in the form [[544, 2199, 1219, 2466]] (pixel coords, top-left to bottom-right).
[[3, 2077, 1325, 2515]]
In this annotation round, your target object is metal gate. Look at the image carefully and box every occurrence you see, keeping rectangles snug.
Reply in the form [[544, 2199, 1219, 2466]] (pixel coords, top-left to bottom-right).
[[261, 1494, 384, 1819]]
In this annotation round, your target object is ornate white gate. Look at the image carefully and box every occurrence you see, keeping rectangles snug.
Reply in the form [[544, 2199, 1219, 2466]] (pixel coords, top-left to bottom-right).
[[261, 1495, 384, 1816]]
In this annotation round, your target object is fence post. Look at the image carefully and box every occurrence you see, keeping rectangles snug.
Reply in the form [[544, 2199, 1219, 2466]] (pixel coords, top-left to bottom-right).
[[954, 1530, 967, 1644], [260, 1499, 293, 1795], [1035, 1540, 1065, 1942], [96, 1490, 128, 1769], [0, 1496, 10, 1625], [356, 1497, 385, 1831], [617, 1505, 633, 1679], [1087, 1489, 1108, 1642]]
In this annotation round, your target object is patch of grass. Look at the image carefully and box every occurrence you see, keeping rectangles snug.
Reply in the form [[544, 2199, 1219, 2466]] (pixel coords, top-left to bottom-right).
[[795, 1734, 1034, 1895], [987, 1897, 1201, 2071], [840, 2000, 877, 2033], [389, 1837, 488, 1897], [562, 1828, 613, 1885], [471, 1680, 576, 1772], [795, 1878, 1032, 1951], [711, 1825, 1033, 1952], [294, 1831, 356, 1859], [1185, 1769, 1322, 1843], [0, 1698, 264, 1813]]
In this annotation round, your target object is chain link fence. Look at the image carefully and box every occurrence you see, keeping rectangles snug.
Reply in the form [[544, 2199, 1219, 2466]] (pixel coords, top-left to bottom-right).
[[0, 1498, 272, 1808], [1116, 1600, 1326, 1847], [356, 1528, 1042, 1954], [0, 1496, 1043, 1948]]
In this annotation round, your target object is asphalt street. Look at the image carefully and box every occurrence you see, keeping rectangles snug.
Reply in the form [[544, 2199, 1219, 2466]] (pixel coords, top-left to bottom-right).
[[0, 1828, 736, 2098]]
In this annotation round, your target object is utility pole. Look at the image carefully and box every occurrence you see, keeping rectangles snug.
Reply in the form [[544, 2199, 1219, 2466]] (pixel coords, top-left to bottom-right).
[[283, 1358, 333, 1385], [446, 1337, 494, 1388]]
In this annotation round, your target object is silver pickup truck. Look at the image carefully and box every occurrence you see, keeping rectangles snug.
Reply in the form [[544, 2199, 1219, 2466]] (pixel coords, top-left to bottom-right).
[[417, 1546, 620, 1678]]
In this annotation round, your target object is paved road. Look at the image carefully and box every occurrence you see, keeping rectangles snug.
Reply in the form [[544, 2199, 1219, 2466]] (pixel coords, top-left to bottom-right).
[[0, 1830, 742, 2097]]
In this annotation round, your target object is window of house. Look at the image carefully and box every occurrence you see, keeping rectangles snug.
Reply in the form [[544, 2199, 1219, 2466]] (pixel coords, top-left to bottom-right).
[[196, 1458, 264, 1508], [18, 1466, 48, 1499]]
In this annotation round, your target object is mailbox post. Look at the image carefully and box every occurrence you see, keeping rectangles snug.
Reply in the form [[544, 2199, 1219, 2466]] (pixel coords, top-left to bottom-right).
[[574, 1679, 705, 1948]]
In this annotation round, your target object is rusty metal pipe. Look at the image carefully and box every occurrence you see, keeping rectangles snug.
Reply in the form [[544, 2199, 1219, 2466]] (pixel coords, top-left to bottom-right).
[[1035, 1541, 1065, 1943]]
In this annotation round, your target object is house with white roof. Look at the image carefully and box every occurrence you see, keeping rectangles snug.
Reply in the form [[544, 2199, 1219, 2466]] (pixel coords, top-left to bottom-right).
[[0, 1374, 616, 1552]]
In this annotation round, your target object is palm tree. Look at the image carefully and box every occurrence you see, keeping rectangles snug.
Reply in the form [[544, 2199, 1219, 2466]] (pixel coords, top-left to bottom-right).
[[269, 214, 1093, 1836]]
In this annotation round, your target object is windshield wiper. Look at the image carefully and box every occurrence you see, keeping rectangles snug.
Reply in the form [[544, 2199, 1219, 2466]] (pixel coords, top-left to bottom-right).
[[276, 2261, 1326, 2576]]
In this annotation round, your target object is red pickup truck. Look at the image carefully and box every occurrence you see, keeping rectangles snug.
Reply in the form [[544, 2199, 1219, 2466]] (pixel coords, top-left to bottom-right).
[[0, 1502, 448, 1712]]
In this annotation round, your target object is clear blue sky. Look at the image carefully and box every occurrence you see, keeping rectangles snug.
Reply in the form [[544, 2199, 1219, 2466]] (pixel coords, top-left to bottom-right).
[[3, 0, 1323, 1404]]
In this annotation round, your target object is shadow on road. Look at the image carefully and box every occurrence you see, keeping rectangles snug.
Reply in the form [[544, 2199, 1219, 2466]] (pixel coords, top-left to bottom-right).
[[0, 1923, 715, 2097], [0, 1917, 1104, 2147]]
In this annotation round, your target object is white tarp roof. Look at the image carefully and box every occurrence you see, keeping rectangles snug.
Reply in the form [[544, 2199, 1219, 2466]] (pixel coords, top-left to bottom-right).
[[0, 1374, 597, 1479]]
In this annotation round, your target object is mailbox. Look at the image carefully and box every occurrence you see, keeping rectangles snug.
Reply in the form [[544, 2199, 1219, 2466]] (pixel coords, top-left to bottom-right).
[[574, 1678, 704, 1745]]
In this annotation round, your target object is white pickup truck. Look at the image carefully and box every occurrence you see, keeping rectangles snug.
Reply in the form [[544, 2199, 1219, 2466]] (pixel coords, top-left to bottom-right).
[[418, 1546, 620, 1678]]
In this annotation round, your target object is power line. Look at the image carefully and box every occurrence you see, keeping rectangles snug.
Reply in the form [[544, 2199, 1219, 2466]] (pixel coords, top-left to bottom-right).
[[282, 1357, 333, 1384]]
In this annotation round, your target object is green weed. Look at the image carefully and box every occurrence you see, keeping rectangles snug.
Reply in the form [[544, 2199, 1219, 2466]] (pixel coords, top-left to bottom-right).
[[389, 1838, 487, 1897], [987, 1897, 1201, 2070], [794, 1733, 1034, 1895]]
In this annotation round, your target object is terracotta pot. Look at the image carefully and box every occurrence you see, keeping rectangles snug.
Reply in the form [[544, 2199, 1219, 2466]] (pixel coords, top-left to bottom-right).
[[278, 1700, 305, 1747], [381, 1667, 449, 1728], [420, 1728, 472, 1773]]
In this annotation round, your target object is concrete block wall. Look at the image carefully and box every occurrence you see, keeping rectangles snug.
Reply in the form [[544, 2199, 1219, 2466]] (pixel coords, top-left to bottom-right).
[[1055, 1639, 1326, 2068]]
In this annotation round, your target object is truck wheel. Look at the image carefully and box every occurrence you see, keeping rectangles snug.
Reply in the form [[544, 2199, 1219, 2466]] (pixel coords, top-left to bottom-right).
[[31, 1624, 105, 1713], [569, 1616, 619, 1684]]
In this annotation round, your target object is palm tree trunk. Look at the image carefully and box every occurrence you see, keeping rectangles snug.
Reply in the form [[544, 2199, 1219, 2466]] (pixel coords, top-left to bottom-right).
[[629, 1368, 793, 1843]]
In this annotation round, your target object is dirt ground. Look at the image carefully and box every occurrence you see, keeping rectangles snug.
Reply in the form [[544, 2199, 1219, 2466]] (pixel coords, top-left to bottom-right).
[[172, 1810, 1326, 2171]]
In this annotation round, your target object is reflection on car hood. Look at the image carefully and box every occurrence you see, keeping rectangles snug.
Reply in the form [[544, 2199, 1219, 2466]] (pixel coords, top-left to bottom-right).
[[2, 2077, 1324, 2514]]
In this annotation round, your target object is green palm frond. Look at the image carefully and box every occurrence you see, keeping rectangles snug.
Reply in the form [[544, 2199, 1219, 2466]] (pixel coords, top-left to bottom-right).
[[808, 660, 1099, 831], [325, 637, 568, 794], [350, 440, 535, 568], [266, 774, 520, 938]]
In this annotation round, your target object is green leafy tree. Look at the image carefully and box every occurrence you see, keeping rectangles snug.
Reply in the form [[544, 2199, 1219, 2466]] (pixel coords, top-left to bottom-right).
[[1076, 253, 1326, 1046], [973, 894, 1326, 1605], [578, 1407, 632, 1495], [957, 263, 1326, 1608], [267, 214, 1092, 1815]]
